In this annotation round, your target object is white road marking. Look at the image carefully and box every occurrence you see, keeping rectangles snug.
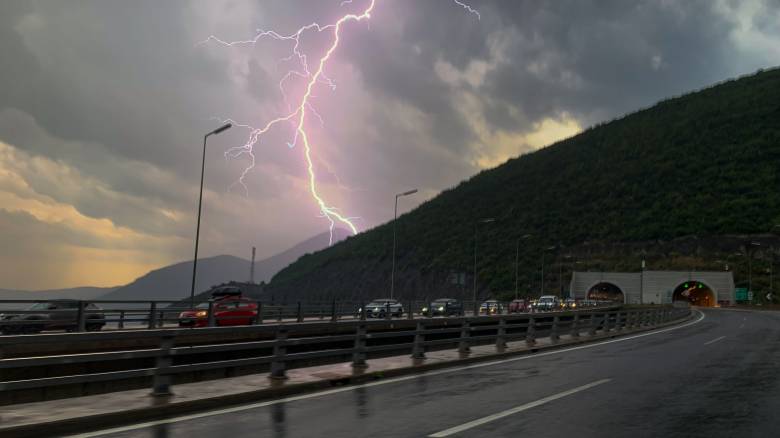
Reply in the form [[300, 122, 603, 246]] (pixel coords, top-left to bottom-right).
[[428, 378, 611, 437], [68, 310, 705, 437], [703, 335, 725, 345]]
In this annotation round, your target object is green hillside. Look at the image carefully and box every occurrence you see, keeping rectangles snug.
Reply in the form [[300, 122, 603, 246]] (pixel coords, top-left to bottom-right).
[[268, 68, 780, 302]]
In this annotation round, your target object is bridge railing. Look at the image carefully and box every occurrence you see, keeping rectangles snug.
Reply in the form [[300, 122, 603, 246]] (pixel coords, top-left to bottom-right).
[[0, 298, 617, 335], [0, 305, 690, 403]]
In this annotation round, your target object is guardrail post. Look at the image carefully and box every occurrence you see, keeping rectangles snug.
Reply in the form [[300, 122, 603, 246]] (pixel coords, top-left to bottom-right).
[[352, 323, 368, 369], [588, 313, 598, 336], [459, 320, 470, 355], [76, 301, 87, 332], [570, 313, 580, 338], [254, 302, 263, 325], [152, 333, 175, 396], [385, 302, 391, 321], [411, 321, 425, 359], [270, 327, 289, 380], [614, 311, 623, 332], [550, 315, 560, 343], [408, 300, 414, 320], [207, 301, 215, 327], [148, 302, 157, 330], [360, 301, 366, 321], [330, 298, 337, 322], [118, 310, 125, 330], [526, 316, 536, 345], [496, 317, 507, 352], [603, 312, 612, 333], [296, 302, 303, 323]]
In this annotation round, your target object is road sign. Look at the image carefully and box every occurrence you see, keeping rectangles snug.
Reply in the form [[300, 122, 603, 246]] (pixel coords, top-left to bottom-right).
[[735, 288, 748, 301], [767, 293, 774, 301], [748, 291, 754, 301]]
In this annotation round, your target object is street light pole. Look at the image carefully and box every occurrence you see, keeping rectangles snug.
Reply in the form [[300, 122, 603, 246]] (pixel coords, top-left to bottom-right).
[[514, 234, 532, 300], [189, 123, 232, 310], [390, 189, 418, 300], [748, 241, 760, 302], [473, 218, 495, 311], [540, 245, 556, 296]]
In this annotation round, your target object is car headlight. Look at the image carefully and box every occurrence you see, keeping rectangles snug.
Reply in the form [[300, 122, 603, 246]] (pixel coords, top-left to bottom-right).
[[195, 310, 208, 317], [358, 308, 362, 312], [438, 306, 444, 311], [422, 307, 428, 312]]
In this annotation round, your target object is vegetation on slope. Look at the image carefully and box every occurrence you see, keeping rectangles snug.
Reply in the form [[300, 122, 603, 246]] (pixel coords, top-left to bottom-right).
[[269, 68, 780, 302]]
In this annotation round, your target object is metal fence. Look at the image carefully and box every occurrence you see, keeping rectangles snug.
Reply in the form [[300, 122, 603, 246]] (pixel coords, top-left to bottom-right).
[[0, 305, 690, 404]]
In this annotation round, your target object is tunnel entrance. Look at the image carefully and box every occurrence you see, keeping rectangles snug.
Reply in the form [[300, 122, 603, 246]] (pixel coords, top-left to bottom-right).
[[587, 282, 625, 303], [673, 281, 716, 307]]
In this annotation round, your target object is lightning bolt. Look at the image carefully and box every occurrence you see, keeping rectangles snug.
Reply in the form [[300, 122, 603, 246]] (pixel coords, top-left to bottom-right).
[[453, 0, 481, 20], [203, 0, 478, 245]]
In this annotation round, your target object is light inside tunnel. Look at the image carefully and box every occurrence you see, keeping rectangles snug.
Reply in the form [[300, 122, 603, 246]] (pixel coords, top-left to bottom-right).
[[673, 282, 715, 307], [587, 282, 624, 302]]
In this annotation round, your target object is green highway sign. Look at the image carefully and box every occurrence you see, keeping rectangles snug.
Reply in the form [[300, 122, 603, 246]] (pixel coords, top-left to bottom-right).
[[735, 287, 748, 301]]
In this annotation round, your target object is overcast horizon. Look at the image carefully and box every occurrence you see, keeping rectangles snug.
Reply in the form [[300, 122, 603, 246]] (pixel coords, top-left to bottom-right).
[[1, 0, 779, 290]]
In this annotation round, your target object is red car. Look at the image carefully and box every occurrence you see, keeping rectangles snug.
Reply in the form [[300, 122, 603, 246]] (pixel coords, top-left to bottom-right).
[[178, 297, 257, 327], [508, 299, 530, 313]]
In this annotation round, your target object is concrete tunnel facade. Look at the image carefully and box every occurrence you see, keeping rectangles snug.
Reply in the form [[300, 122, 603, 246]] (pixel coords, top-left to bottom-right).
[[570, 270, 735, 306]]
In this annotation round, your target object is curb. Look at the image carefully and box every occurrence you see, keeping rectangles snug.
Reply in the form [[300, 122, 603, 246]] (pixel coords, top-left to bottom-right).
[[2, 313, 695, 437]]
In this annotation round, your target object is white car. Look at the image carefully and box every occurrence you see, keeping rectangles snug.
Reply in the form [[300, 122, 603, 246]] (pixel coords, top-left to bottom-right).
[[535, 295, 560, 312]]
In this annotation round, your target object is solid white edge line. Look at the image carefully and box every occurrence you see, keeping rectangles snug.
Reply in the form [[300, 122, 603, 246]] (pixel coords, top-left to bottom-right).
[[703, 335, 725, 345], [427, 378, 612, 437], [67, 310, 705, 438]]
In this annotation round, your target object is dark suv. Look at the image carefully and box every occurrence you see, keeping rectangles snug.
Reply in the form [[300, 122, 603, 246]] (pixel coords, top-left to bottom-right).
[[0, 300, 106, 334], [422, 298, 464, 316]]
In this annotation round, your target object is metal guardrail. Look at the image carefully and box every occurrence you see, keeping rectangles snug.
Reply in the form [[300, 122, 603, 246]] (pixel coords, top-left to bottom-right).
[[0, 299, 616, 335], [0, 306, 690, 401]]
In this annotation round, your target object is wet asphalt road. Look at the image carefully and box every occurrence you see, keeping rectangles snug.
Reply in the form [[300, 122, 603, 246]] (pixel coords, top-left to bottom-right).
[[78, 308, 780, 438]]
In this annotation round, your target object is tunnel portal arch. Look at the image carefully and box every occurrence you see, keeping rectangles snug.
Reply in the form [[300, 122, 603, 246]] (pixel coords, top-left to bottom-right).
[[586, 282, 625, 303], [673, 281, 716, 307]]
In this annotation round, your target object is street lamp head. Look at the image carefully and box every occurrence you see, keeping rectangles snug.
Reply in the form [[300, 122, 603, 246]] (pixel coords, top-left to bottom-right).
[[212, 123, 232, 135], [399, 189, 418, 197], [480, 218, 496, 223]]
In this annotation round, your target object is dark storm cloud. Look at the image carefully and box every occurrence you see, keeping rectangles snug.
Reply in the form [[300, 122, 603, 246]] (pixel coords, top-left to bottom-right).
[[0, 0, 778, 289]]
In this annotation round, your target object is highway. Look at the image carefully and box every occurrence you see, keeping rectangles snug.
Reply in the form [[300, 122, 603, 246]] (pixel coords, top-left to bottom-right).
[[72, 308, 780, 438]]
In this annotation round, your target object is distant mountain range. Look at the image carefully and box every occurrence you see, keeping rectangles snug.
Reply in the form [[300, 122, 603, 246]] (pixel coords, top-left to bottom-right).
[[3, 229, 350, 303], [0, 287, 116, 305]]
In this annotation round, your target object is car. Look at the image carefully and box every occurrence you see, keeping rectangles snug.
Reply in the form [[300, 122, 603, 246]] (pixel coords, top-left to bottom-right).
[[479, 300, 503, 315], [178, 290, 258, 327], [422, 298, 464, 317], [508, 299, 530, 313], [0, 300, 105, 334], [358, 299, 404, 318], [534, 295, 560, 312], [563, 298, 578, 309]]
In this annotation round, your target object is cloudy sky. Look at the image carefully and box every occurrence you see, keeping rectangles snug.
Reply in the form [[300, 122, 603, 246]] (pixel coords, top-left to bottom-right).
[[1, 0, 779, 290]]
